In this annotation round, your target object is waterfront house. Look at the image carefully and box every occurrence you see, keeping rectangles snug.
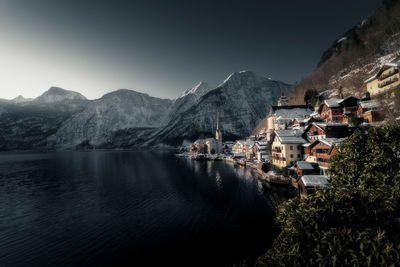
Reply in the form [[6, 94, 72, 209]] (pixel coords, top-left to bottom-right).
[[271, 130, 307, 168], [232, 140, 247, 154], [303, 122, 349, 142], [294, 161, 320, 178], [253, 141, 268, 162], [364, 62, 400, 97], [190, 139, 207, 153], [298, 175, 330, 198]]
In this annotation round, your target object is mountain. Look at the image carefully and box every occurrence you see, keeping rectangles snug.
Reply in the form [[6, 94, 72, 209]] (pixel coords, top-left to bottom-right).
[[49, 89, 173, 148], [11, 95, 33, 103], [0, 71, 291, 150], [34, 87, 87, 103], [288, 0, 400, 104], [0, 88, 88, 150], [146, 71, 292, 146]]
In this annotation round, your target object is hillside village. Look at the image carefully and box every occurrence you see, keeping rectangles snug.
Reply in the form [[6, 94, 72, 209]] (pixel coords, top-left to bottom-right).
[[182, 61, 400, 198]]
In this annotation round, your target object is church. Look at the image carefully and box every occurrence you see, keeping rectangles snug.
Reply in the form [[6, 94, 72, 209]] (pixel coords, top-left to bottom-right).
[[190, 113, 223, 154]]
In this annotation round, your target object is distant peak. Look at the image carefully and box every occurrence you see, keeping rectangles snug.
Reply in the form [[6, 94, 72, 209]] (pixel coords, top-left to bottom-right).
[[35, 86, 87, 103], [218, 70, 258, 87]]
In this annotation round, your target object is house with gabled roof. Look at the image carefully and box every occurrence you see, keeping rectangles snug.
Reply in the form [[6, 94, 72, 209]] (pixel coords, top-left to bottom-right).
[[298, 175, 330, 198], [304, 137, 347, 175], [265, 103, 313, 141], [303, 122, 349, 142], [357, 100, 384, 123], [271, 130, 307, 168]]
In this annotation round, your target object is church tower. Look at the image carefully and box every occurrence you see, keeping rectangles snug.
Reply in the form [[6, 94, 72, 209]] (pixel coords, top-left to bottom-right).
[[215, 112, 223, 154]]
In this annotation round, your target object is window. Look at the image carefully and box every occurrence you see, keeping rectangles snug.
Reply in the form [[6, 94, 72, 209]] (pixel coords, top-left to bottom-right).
[[334, 110, 338, 114], [290, 154, 294, 158], [290, 145, 293, 150], [335, 117, 338, 121], [297, 154, 300, 158]]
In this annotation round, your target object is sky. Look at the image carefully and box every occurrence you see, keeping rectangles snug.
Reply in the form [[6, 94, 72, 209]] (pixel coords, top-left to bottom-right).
[[0, 0, 382, 100]]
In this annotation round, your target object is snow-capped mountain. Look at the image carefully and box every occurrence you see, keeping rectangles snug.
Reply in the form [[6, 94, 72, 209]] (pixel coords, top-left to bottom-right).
[[49, 89, 173, 148], [147, 71, 291, 146], [0, 71, 291, 150], [180, 82, 211, 98]]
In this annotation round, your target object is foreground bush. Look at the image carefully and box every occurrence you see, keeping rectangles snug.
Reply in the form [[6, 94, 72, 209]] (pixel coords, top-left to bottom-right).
[[256, 126, 400, 266]]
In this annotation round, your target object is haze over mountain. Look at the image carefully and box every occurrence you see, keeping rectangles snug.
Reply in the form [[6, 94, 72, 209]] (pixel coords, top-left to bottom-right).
[[0, 71, 291, 150]]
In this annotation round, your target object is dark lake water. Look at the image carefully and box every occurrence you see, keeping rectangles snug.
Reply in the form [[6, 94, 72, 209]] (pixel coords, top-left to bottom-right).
[[0, 151, 279, 266]]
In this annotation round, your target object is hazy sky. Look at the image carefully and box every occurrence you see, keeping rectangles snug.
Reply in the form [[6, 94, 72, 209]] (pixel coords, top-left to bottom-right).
[[0, 0, 382, 100]]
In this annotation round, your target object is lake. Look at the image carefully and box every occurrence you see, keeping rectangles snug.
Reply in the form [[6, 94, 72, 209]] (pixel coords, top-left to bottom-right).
[[0, 151, 280, 266]]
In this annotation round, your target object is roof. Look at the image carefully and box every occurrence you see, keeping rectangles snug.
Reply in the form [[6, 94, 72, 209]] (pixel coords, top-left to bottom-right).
[[364, 62, 400, 83], [275, 129, 303, 137], [296, 161, 319, 170], [360, 100, 380, 110], [320, 137, 348, 147], [270, 105, 314, 119], [278, 136, 307, 144], [324, 98, 341, 108], [301, 175, 330, 188]]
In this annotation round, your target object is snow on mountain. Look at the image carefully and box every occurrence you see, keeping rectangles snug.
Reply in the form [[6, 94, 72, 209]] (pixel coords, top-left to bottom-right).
[[34, 87, 87, 103], [180, 82, 211, 98], [147, 70, 292, 146], [49, 89, 173, 148]]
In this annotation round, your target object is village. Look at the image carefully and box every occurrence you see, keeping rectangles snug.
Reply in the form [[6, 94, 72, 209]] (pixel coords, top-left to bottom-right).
[[179, 61, 399, 198]]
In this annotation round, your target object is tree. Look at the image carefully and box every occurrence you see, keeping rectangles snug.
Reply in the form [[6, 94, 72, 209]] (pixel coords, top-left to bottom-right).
[[303, 89, 319, 106], [256, 125, 400, 266]]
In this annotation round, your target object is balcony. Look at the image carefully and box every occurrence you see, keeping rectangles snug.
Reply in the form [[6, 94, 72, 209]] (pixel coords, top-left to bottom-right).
[[378, 77, 399, 88], [378, 69, 398, 81]]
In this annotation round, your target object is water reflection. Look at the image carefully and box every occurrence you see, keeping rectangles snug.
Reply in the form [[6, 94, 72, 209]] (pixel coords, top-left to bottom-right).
[[0, 151, 276, 266]]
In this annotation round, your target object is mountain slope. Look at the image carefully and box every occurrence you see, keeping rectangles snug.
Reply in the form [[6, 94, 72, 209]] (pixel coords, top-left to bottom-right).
[[147, 71, 292, 146], [288, 0, 400, 104], [49, 89, 173, 148]]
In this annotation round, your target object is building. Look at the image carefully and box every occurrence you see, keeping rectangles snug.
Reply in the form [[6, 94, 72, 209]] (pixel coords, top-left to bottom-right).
[[189, 139, 206, 153], [277, 95, 289, 106], [294, 161, 321, 178], [339, 96, 360, 123], [305, 138, 347, 175], [364, 62, 400, 97], [357, 100, 384, 123], [298, 175, 330, 198], [318, 96, 360, 123], [266, 104, 313, 141], [303, 122, 349, 142], [190, 112, 223, 154], [253, 141, 268, 162], [271, 130, 307, 168]]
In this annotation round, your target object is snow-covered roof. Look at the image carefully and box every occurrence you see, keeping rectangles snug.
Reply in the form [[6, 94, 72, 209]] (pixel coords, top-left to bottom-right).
[[275, 129, 303, 138], [273, 107, 313, 119], [364, 62, 400, 83], [338, 96, 360, 104], [278, 136, 307, 144], [324, 98, 341, 108], [360, 100, 381, 110], [301, 175, 330, 188], [296, 161, 319, 170], [320, 137, 348, 147], [364, 74, 377, 83]]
